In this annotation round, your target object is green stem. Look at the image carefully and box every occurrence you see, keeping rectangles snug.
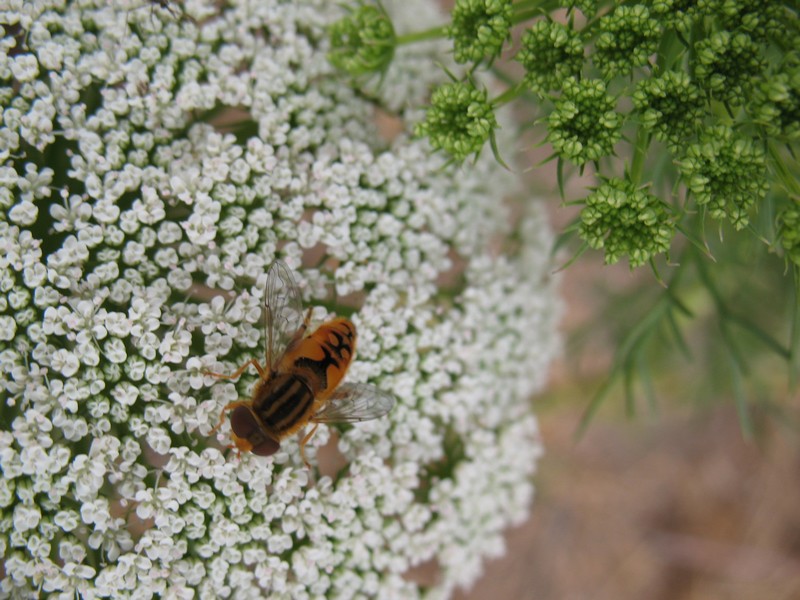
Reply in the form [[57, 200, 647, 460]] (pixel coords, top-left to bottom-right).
[[513, 0, 560, 13], [490, 66, 546, 107], [395, 25, 448, 45], [790, 268, 800, 391], [629, 126, 650, 186], [512, 0, 543, 11], [491, 82, 524, 106], [512, 8, 543, 25], [767, 141, 800, 196], [694, 248, 789, 360]]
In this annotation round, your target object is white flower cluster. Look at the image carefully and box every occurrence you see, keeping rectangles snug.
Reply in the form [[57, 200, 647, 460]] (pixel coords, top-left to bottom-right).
[[0, 0, 560, 598]]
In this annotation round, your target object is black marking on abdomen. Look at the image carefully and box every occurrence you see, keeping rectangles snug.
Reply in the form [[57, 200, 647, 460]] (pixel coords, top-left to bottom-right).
[[294, 334, 352, 390], [295, 354, 332, 389], [259, 376, 314, 433]]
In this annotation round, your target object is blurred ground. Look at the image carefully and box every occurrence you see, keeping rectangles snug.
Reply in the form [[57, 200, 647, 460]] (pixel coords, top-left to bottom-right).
[[450, 251, 800, 600], [455, 400, 800, 600]]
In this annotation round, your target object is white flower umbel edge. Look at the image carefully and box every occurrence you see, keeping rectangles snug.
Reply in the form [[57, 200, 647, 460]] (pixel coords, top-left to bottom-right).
[[0, 0, 561, 598]]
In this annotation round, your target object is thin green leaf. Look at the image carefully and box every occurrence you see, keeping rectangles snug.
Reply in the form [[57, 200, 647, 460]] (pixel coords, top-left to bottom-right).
[[575, 374, 619, 440], [616, 298, 669, 360], [649, 257, 667, 287], [720, 320, 749, 377], [665, 308, 693, 360], [636, 350, 658, 414], [790, 269, 800, 391], [553, 240, 589, 273], [551, 224, 580, 257], [665, 286, 694, 318], [726, 313, 790, 360], [726, 345, 754, 439], [696, 250, 789, 359], [576, 297, 670, 437], [676, 223, 716, 262], [624, 355, 636, 418], [743, 220, 771, 246], [488, 130, 511, 171], [768, 141, 800, 196]]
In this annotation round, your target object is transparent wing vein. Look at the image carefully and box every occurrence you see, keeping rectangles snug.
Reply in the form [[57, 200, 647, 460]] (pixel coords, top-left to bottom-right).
[[264, 260, 304, 370], [312, 382, 396, 424]]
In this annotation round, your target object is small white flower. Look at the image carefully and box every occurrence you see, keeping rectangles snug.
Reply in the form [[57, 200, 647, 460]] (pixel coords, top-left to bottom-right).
[[50, 348, 80, 377], [146, 426, 172, 455], [13, 504, 42, 533], [8, 199, 38, 226], [158, 329, 192, 363], [0, 315, 16, 341], [103, 337, 127, 363], [0, 1, 560, 597]]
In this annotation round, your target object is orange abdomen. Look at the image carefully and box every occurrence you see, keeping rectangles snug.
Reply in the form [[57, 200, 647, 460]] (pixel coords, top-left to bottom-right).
[[251, 372, 316, 438], [279, 318, 356, 399]]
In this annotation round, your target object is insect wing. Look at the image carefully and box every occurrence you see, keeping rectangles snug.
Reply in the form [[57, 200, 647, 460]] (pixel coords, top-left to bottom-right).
[[312, 383, 396, 424], [264, 260, 304, 370]]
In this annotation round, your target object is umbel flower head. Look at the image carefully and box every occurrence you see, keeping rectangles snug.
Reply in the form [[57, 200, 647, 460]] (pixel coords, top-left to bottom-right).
[[778, 203, 800, 268], [632, 70, 704, 149], [415, 80, 498, 161], [564, 0, 598, 18], [579, 177, 676, 267], [650, 0, 712, 34], [718, 0, 790, 43], [693, 31, 765, 106], [516, 20, 584, 96], [447, 0, 514, 65], [749, 54, 800, 141], [328, 2, 396, 77], [546, 77, 622, 167], [678, 125, 769, 230], [0, 0, 559, 597], [593, 4, 662, 79]]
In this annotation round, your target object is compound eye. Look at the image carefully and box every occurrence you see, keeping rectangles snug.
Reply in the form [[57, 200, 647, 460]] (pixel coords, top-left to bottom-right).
[[251, 437, 280, 456], [229, 406, 280, 456], [230, 406, 259, 439]]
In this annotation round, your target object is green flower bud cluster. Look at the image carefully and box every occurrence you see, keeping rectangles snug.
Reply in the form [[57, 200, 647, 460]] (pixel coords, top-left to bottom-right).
[[547, 77, 622, 167], [516, 20, 583, 95], [650, 0, 712, 34], [564, 0, 597, 18], [750, 55, 800, 140], [693, 31, 765, 106], [593, 5, 662, 79], [718, 0, 789, 43], [328, 3, 396, 77], [325, 0, 798, 278], [415, 81, 498, 161], [580, 178, 675, 267], [678, 126, 769, 230], [447, 0, 513, 65], [778, 204, 800, 267], [632, 70, 703, 148]]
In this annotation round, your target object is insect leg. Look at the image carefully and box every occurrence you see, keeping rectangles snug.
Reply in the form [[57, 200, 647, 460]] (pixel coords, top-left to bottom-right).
[[209, 400, 249, 434], [204, 358, 268, 381], [298, 422, 319, 469]]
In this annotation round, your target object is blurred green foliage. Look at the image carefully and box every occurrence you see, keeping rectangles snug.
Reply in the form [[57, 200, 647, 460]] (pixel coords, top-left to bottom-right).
[[328, 0, 800, 432]]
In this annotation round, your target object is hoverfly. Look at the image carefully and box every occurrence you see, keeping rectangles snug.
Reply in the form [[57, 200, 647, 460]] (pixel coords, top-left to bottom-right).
[[206, 261, 395, 467], [144, 0, 184, 21], [125, 0, 193, 28]]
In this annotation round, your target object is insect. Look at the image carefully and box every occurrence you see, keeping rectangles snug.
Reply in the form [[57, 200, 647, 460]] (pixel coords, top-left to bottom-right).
[[145, 0, 183, 20], [125, 0, 192, 29], [206, 260, 395, 467]]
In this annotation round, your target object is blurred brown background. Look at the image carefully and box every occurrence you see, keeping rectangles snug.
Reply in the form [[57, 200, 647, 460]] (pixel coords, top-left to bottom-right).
[[457, 401, 800, 600], [396, 3, 800, 595], [452, 256, 800, 600]]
